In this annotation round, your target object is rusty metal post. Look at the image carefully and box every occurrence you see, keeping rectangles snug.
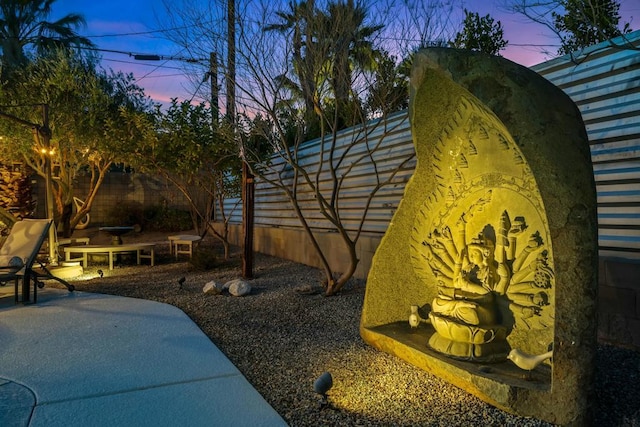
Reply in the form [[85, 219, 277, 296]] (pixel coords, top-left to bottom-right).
[[241, 161, 254, 279]]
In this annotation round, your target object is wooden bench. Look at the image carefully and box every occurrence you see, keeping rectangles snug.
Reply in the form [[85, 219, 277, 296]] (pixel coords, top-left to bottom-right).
[[168, 235, 201, 259], [63, 243, 155, 270]]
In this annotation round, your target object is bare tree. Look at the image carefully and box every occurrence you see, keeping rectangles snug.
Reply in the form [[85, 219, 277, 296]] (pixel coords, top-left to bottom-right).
[[154, 0, 462, 295], [233, 1, 418, 295]]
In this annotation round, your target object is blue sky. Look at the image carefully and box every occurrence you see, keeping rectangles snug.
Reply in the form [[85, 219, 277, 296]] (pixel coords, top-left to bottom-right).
[[51, 0, 638, 106]]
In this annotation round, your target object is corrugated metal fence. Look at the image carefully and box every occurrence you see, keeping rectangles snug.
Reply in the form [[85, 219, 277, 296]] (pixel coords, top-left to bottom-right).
[[532, 30, 640, 260], [222, 29, 640, 261], [224, 111, 416, 235]]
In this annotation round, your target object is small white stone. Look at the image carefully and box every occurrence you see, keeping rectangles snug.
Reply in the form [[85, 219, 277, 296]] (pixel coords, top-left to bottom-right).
[[202, 280, 223, 295], [226, 279, 251, 297]]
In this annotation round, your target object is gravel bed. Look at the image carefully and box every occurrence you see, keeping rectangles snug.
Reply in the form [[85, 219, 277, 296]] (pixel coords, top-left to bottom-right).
[[54, 233, 640, 426]]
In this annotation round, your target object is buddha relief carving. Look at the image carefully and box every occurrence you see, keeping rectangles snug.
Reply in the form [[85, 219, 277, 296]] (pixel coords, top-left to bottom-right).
[[409, 95, 555, 362], [361, 49, 597, 424]]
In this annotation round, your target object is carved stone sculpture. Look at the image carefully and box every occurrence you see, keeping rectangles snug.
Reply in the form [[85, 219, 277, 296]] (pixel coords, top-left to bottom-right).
[[360, 48, 598, 425], [406, 93, 556, 362]]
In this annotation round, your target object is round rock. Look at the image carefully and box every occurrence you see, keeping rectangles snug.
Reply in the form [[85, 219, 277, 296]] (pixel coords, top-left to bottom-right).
[[226, 279, 252, 297], [202, 280, 223, 295]]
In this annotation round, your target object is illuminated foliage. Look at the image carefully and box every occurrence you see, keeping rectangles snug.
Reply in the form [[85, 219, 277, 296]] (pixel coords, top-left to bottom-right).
[[130, 99, 242, 259], [0, 49, 153, 236]]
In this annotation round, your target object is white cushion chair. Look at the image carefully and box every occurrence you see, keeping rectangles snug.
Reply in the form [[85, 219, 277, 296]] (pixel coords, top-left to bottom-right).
[[0, 219, 75, 303]]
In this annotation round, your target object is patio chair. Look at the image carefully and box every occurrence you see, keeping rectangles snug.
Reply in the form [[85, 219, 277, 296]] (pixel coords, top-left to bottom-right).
[[0, 219, 75, 303]]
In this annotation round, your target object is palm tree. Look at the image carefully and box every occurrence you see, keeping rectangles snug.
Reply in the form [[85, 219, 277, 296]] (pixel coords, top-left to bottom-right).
[[266, 0, 382, 133], [0, 0, 93, 76], [324, 0, 382, 129], [264, 0, 325, 140]]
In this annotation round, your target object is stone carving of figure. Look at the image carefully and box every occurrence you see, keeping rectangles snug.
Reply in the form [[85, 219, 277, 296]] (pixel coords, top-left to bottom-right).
[[432, 234, 504, 326], [424, 210, 551, 362]]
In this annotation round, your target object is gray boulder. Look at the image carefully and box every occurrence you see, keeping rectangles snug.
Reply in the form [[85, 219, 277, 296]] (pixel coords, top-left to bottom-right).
[[226, 279, 252, 297], [202, 280, 223, 295]]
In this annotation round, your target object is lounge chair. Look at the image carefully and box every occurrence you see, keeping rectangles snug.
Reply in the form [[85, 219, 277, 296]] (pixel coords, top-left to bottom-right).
[[0, 218, 74, 303]]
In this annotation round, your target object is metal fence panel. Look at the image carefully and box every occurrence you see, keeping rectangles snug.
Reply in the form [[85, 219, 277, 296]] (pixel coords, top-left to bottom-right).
[[221, 30, 640, 260], [532, 31, 640, 259]]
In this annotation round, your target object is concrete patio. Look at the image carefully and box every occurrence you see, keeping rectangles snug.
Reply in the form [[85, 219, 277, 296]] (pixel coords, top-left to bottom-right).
[[0, 287, 287, 426]]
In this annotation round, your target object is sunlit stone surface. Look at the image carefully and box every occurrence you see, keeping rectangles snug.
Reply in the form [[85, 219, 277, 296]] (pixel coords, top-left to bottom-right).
[[360, 48, 598, 425]]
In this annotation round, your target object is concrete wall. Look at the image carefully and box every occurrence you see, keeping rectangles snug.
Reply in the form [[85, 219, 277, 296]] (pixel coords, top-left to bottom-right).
[[80, 173, 186, 225], [215, 223, 381, 280]]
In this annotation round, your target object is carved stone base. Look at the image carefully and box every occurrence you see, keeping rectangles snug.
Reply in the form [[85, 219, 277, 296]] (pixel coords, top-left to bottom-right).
[[428, 313, 510, 362], [428, 331, 510, 363]]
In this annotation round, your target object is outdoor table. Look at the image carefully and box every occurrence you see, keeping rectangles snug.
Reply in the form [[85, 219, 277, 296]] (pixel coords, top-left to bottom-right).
[[168, 235, 202, 259]]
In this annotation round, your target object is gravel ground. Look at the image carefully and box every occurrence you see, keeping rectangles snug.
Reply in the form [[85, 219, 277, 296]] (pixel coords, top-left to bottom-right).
[[52, 230, 640, 426]]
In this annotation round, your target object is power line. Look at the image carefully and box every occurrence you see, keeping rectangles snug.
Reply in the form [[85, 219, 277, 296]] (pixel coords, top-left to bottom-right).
[[78, 46, 207, 64], [135, 73, 187, 79], [82, 23, 204, 38], [101, 57, 186, 71]]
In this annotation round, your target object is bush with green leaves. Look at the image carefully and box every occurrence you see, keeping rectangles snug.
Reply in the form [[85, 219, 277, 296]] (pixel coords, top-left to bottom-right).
[[105, 201, 144, 226]]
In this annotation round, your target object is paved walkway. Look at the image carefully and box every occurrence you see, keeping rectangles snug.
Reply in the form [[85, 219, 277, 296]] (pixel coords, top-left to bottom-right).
[[0, 288, 287, 426]]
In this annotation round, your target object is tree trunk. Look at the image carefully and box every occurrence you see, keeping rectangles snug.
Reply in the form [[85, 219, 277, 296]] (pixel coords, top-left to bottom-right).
[[324, 239, 359, 296], [60, 202, 73, 238], [222, 239, 230, 260]]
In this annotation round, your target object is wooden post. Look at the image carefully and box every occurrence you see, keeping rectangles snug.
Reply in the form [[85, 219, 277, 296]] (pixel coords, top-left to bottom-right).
[[226, 0, 253, 279], [242, 161, 254, 279]]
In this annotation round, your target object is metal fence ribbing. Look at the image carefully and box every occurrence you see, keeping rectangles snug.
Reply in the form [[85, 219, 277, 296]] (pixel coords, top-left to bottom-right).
[[222, 111, 415, 234], [533, 30, 640, 259], [222, 30, 640, 260]]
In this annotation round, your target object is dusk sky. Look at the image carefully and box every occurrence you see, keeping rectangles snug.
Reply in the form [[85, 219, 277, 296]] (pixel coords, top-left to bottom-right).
[[51, 0, 638, 106]]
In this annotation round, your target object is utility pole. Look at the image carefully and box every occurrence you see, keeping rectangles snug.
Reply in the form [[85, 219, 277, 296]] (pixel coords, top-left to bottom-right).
[[210, 52, 219, 224], [226, 0, 236, 120], [210, 52, 219, 125], [226, 0, 254, 279]]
